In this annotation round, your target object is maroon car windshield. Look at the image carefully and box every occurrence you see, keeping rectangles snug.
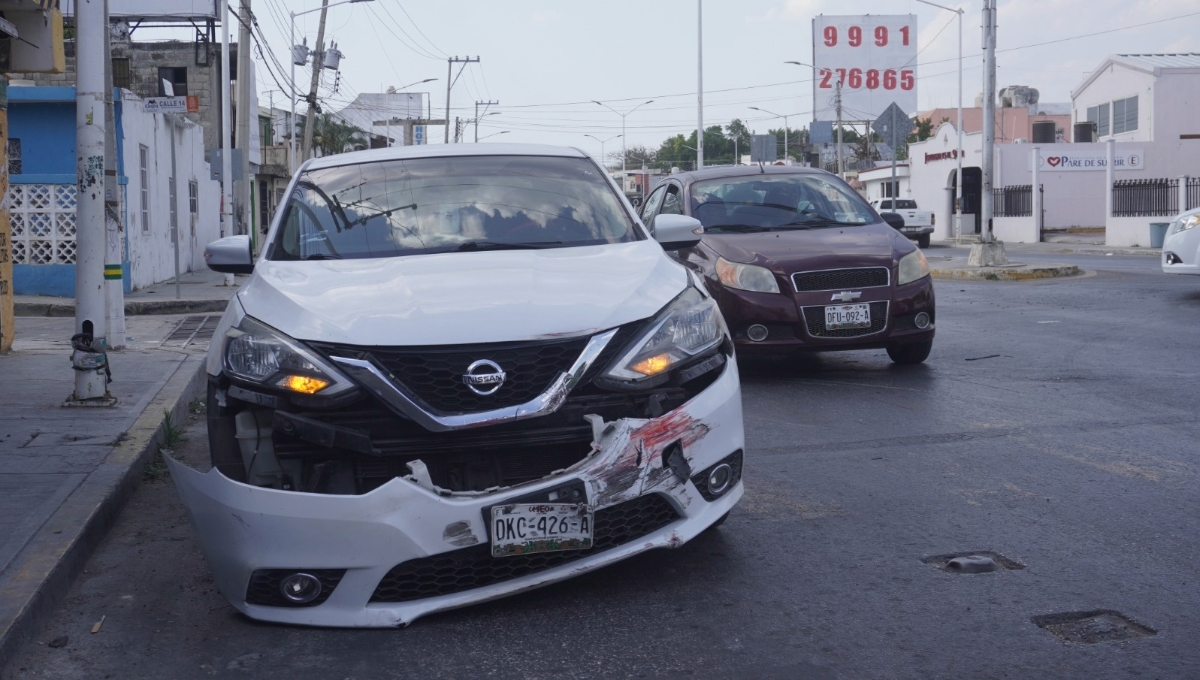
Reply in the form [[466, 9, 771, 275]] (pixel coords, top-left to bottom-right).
[[690, 174, 876, 232]]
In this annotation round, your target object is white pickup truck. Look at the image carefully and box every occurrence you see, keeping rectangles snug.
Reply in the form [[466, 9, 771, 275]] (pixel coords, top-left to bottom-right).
[[870, 199, 934, 248]]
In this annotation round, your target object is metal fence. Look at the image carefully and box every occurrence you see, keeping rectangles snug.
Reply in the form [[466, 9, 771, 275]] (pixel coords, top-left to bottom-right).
[[1188, 177, 1200, 211], [993, 185, 1032, 217], [1113, 178, 1178, 217]]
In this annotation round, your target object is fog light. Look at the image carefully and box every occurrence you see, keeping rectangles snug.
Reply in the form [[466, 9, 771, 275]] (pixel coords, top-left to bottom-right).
[[279, 573, 322, 604], [746, 324, 769, 342], [707, 463, 733, 495], [914, 312, 931, 329]]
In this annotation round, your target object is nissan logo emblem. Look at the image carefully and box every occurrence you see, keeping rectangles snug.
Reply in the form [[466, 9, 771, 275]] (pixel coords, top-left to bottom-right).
[[462, 360, 506, 395]]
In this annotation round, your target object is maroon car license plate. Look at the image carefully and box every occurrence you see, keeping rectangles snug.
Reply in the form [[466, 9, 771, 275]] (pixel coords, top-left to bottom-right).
[[825, 304, 871, 330]]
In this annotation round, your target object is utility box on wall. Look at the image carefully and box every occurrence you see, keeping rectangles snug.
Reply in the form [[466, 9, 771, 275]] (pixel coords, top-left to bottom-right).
[[0, 3, 66, 74]]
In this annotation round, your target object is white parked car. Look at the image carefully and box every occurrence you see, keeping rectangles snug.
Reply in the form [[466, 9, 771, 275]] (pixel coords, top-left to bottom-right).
[[1162, 208, 1200, 276], [170, 144, 745, 627], [869, 198, 935, 248]]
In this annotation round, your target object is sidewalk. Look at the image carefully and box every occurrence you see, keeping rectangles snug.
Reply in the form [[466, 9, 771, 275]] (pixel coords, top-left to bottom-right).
[[936, 237, 1161, 258], [0, 292, 235, 670], [15, 269, 245, 317]]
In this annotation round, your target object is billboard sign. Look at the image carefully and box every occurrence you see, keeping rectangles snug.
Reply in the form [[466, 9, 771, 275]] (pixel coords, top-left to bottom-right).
[[812, 15, 918, 122], [414, 125, 426, 145], [61, 0, 217, 20]]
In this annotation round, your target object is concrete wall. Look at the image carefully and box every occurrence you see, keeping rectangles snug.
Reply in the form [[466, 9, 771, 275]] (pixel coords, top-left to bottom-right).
[[1154, 72, 1200, 142], [7, 103, 75, 175], [992, 216, 1038, 244], [1072, 64, 1155, 142]]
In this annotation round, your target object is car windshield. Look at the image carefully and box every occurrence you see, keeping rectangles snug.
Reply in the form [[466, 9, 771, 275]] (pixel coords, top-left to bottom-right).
[[269, 155, 639, 261], [689, 174, 876, 231], [880, 199, 918, 210]]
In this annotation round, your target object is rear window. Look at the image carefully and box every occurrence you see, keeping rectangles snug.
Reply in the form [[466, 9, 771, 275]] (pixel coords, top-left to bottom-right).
[[879, 199, 918, 210], [269, 155, 639, 261]]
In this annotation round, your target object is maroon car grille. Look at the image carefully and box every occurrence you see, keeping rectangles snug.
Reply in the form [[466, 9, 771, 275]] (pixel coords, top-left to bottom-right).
[[792, 267, 890, 292], [802, 301, 890, 338], [369, 494, 679, 603]]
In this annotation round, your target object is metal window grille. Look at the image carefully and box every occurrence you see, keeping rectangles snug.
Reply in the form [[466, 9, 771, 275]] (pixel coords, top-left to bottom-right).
[[992, 185, 1032, 217], [1112, 179, 1178, 217], [1187, 177, 1200, 211], [112, 58, 132, 90], [140, 145, 150, 232], [7, 139, 20, 175], [189, 181, 199, 214], [8, 184, 77, 265]]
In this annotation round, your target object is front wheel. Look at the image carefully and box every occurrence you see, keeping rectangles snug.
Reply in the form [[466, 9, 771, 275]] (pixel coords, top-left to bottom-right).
[[887, 340, 932, 365], [918, 233, 931, 249]]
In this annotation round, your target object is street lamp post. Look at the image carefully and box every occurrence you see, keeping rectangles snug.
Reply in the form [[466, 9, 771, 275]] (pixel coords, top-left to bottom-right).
[[784, 61, 818, 167], [384, 78, 437, 147], [912, 0, 964, 239], [584, 133, 622, 172], [594, 99, 654, 191], [749, 106, 801, 162], [291, 0, 374, 171], [469, 111, 499, 142], [478, 130, 509, 141]]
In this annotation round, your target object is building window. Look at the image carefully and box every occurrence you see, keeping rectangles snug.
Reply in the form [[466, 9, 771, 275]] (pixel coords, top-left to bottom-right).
[[1113, 96, 1138, 134], [1087, 103, 1110, 137], [7, 138, 21, 175], [112, 58, 132, 90], [139, 145, 150, 233], [157, 67, 188, 96], [188, 180, 199, 215]]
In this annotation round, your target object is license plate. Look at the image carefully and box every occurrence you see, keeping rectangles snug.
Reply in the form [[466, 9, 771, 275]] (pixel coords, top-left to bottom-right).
[[490, 503, 593, 557], [826, 303, 871, 330]]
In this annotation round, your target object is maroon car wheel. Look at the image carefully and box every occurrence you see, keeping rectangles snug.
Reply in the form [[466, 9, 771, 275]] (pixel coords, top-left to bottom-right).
[[887, 341, 932, 365]]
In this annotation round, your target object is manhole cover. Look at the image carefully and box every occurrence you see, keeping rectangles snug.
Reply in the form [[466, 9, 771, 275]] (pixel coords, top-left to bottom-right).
[[1032, 610, 1156, 644], [922, 551, 1025, 574]]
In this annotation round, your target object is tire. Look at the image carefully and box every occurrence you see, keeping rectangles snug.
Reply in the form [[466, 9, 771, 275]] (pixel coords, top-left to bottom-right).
[[887, 340, 933, 365], [918, 233, 931, 249]]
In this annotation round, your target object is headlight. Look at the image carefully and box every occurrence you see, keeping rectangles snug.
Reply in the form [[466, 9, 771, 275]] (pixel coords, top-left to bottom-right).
[[224, 316, 354, 396], [715, 257, 780, 294], [1177, 214, 1200, 233], [603, 288, 725, 384], [897, 249, 931, 286]]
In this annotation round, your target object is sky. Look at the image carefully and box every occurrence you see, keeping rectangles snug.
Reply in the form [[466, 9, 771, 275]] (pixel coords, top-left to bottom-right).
[[155, 0, 1199, 155]]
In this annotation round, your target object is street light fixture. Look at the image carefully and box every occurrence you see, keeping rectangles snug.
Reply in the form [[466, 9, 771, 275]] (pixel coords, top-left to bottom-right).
[[390, 77, 437, 92], [291, 0, 376, 170], [472, 111, 500, 142], [478, 130, 509, 141], [593, 99, 654, 188], [912, 0, 965, 239], [584, 133, 622, 172], [749, 106, 802, 163]]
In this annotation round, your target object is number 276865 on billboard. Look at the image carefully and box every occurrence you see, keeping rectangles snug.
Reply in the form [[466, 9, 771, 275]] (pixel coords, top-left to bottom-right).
[[812, 15, 918, 122]]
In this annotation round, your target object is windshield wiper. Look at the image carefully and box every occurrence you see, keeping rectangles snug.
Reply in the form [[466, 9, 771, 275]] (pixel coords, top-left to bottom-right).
[[454, 240, 566, 252], [776, 218, 863, 229], [302, 253, 342, 260], [704, 224, 770, 233]]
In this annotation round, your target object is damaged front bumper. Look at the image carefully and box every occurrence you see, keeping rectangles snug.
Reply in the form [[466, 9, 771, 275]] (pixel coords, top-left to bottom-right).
[[167, 360, 744, 627]]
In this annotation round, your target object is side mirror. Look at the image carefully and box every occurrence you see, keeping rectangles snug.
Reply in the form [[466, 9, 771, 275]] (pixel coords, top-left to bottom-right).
[[881, 212, 905, 230], [204, 235, 254, 274], [653, 214, 703, 250]]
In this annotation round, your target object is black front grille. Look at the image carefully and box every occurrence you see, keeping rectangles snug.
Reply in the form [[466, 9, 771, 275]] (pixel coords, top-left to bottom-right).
[[802, 301, 889, 338], [324, 337, 590, 415], [370, 494, 680, 603], [792, 267, 890, 292], [246, 569, 346, 607]]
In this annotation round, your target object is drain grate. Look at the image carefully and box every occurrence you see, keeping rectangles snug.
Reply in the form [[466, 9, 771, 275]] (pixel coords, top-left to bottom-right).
[[165, 315, 221, 348], [922, 551, 1025, 574], [1032, 610, 1156, 644]]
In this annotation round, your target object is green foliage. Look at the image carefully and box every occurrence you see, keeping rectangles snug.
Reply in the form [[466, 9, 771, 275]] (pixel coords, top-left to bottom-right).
[[296, 113, 369, 157]]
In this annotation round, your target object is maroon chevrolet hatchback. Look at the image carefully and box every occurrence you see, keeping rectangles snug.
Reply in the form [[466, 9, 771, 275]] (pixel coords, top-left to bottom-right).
[[640, 166, 935, 364]]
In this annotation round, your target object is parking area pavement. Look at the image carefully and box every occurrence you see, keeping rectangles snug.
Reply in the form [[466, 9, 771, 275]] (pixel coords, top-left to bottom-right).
[[5, 252, 1199, 679]]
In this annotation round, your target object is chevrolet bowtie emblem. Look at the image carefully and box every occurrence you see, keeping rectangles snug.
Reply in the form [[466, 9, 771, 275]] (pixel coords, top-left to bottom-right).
[[831, 291, 862, 303]]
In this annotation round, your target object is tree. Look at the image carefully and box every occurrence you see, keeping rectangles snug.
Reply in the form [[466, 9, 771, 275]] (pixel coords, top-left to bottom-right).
[[296, 113, 368, 157]]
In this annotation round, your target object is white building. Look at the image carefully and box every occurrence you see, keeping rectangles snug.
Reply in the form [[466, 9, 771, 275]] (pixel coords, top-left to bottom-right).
[[1072, 54, 1200, 143]]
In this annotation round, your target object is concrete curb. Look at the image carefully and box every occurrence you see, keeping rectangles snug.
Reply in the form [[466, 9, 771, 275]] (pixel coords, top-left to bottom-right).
[[932, 264, 1081, 281], [14, 299, 228, 317], [935, 241, 1160, 258], [0, 356, 207, 675]]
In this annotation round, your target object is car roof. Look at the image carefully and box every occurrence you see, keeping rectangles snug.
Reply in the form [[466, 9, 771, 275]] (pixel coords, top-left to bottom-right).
[[653, 164, 834, 190], [301, 143, 589, 172]]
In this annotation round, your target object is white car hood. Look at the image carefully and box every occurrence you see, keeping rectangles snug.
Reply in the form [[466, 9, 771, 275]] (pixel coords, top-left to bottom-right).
[[237, 240, 687, 346]]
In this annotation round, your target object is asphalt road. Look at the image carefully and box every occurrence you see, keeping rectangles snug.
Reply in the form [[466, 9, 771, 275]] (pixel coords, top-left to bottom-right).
[[9, 254, 1200, 679]]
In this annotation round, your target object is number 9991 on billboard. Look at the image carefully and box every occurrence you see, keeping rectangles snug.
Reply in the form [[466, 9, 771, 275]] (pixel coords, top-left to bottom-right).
[[812, 15, 918, 122]]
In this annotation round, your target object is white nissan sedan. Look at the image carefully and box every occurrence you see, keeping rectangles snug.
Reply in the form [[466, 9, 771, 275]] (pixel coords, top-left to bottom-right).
[[169, 144, 745, 627], [1162, 208, 1200, 276]]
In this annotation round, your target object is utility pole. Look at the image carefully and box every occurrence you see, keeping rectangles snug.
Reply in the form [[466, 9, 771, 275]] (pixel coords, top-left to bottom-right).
[[236, 0, 253, 238], [835, 79, 844, 178], [103, 0, 126, 348], [970, 0, 1008, 265], [220, 0, 234, 242], [474, 100, 498, 142], [444, 56, 479, 143], [696, 0, 704, 169], [71, 0, 111, 403], [301, 0, 330, 161]]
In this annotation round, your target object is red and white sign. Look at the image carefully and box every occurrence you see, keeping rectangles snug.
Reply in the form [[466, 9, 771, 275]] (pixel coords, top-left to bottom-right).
[[1029, 149, 1145, 172], [812, 15, 918, 123]]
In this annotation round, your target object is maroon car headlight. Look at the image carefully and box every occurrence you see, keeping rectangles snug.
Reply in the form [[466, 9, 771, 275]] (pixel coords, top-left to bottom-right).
[[715, 257, 780, 294], [603, 288, 725, 383], [897, 249, 931, 286]]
